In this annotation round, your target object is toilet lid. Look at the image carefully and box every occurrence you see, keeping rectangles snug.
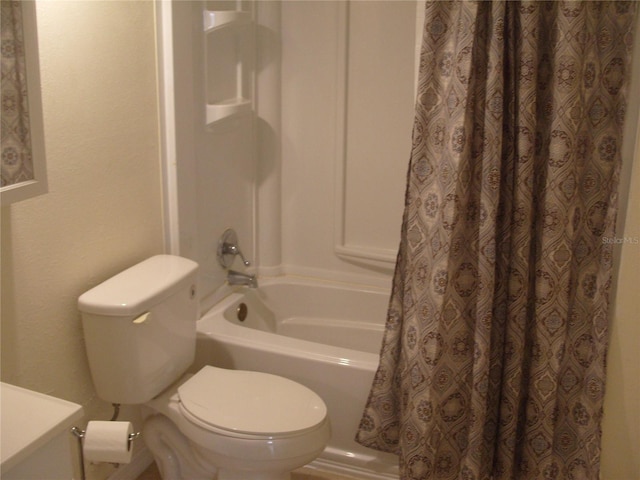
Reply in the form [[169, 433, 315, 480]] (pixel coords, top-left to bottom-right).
[[177, 366, 327, 435]]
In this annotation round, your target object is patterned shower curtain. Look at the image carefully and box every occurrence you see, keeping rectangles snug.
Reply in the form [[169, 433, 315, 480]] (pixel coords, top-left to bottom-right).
[[356, 2, 637, 479]]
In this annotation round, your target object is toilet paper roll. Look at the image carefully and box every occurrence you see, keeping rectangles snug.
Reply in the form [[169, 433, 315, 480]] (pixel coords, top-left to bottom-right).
[[83, 421, 134, 464]]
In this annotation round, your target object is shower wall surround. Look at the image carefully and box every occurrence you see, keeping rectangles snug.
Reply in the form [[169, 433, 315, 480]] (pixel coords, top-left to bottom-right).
[[280, 1, 416, 277], [164, 1, 256, 304], [165, 1, 418, 304]]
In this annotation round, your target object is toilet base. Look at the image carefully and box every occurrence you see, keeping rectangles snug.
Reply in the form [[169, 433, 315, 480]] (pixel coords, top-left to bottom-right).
[[143, 415, 215, 480], [143, 413, 328, 480]]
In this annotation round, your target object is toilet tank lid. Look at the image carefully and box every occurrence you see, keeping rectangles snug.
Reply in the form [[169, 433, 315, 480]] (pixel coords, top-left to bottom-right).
[[78, 255, 199, 316]]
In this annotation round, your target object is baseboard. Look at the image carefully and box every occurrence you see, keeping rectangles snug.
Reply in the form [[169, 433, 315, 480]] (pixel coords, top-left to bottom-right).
[[108, 446, 154, 480]]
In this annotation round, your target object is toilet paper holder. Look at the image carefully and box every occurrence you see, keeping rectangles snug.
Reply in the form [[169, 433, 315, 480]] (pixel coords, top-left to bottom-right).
[[72, 426, 140, 448], [71, 425, 140, 480]]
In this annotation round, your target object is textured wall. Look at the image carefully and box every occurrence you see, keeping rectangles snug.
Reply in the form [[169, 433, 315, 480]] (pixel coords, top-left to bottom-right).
[[0, 0, 163, 430]]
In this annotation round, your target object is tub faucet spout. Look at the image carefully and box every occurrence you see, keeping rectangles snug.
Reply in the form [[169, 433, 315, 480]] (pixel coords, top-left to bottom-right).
[[227, 270, 258, 288]]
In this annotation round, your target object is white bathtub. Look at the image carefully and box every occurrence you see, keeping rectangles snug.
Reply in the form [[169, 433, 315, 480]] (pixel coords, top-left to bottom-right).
[[194, 276, 399, 479]]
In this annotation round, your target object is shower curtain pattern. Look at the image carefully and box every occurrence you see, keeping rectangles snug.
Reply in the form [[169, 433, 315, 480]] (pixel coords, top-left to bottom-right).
[[356, 2, 636, 479]]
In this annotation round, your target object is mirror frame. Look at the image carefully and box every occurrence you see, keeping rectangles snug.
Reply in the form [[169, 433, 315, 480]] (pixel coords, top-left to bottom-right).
[[1, 0, 47, 205]]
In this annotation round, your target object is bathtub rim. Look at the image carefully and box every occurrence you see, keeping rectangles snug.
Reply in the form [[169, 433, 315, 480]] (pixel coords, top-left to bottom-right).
[[200, 273, 391, 313], [197, 275, 390, 372]]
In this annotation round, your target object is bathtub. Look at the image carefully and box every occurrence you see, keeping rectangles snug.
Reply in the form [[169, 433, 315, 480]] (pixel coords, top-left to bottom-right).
[[193, 276, 399, 479]]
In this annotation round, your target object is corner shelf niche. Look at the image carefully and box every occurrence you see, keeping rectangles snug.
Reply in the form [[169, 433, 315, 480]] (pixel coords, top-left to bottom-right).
[[204, 9, 254, 127], [206, 98, 252, 124], [204, 10, 251, 32]]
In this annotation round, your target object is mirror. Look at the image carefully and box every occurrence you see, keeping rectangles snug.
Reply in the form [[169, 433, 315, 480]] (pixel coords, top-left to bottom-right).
[[0, 0, 47, 204]]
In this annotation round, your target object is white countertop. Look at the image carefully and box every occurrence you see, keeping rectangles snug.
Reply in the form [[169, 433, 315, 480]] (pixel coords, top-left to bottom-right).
[[1, 382, 84, 473]]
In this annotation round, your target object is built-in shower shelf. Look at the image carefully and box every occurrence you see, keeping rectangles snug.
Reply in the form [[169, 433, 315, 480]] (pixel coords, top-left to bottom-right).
[[206, 98, 252, 125], [204, 10, 251, 33]]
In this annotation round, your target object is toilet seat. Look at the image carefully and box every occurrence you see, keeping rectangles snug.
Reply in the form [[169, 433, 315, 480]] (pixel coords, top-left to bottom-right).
[[177, 366, 327, 437]]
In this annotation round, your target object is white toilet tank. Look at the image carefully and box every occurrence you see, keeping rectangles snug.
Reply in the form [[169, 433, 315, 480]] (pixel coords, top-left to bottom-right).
[[78, 255, 199, 405]]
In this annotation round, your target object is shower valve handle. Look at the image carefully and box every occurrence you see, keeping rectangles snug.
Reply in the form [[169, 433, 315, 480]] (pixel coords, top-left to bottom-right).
[[217, 228, 251, 269], [221, 243, 250, 266]]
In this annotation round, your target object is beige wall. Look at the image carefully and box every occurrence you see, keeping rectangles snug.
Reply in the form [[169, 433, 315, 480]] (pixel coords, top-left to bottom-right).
[[601, 119, 640, 480], [600, 11, 640, 478], [0, 0, 163, 430]]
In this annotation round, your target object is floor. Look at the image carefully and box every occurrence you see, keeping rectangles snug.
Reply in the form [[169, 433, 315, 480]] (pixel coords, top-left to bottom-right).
[[136, 462, 161, 480], [136, 461, 364, 480]]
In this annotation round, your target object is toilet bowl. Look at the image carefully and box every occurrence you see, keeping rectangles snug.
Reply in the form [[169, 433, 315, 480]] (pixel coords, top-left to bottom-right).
[[144, 366, 331, 480], [78, 255, 330, 480]]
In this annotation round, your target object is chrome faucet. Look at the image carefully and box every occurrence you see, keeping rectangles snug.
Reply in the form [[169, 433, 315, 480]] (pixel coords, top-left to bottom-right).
[[227, 269, 258, 288], [217, 228, 258, 288]]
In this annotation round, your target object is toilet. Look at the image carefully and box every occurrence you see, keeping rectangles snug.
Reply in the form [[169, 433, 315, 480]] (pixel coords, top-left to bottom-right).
[[78, 255, 330, 480]]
